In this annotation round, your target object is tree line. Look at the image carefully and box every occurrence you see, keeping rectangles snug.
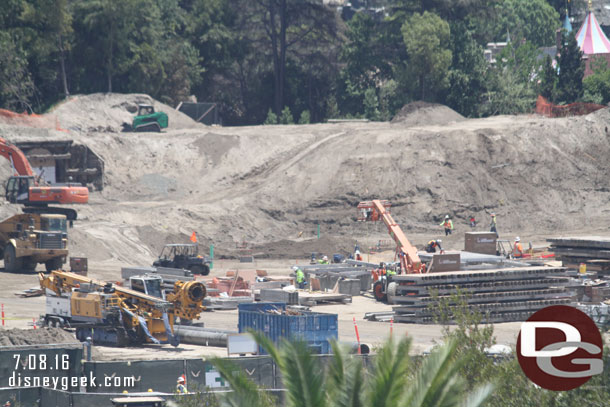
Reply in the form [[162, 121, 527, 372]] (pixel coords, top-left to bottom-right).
[[0, 0, 596, 125]]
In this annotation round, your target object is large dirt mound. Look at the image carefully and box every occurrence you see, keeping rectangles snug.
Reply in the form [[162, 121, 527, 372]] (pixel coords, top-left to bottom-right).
[[391, 101, 465, 126], [2, 93, 610, 264], [49, 93, 203, 133], [0, 328, 78, 346]]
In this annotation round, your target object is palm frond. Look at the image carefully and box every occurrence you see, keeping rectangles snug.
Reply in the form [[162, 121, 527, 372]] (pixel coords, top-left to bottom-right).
[[250, 330, 284, 370], [402, 339, 461, 407], [402, 339, 493, 407], [210, 357, 273, 407], [279, 338, 327, 407], [366, 336, 412, 407], [326, 340, 346, 399], [460, 383, 494, 407], [331, 357, 364, 407]]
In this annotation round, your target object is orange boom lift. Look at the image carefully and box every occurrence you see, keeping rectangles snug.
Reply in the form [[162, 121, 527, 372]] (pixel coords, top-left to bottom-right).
[[357, 199, 425, 301]]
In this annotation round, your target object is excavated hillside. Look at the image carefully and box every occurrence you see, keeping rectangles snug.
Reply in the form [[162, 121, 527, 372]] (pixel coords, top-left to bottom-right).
[[1, 93, 610, 264]]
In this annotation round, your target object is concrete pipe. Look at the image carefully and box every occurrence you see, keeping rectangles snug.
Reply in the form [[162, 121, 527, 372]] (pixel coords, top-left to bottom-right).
[[173, 326, 231, 347]]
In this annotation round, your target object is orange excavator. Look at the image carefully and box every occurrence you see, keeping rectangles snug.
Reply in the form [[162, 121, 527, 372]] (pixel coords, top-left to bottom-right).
[[0, 138, 88, 221], [357, 199, 425, 301]]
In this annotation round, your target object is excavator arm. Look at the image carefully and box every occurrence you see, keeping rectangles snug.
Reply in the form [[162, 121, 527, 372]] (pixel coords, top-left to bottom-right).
[[0, 138, 34, 176], [357, 199, 424, 274]]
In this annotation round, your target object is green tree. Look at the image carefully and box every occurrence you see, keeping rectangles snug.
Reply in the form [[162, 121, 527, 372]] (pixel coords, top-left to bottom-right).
[[18, 0, 73, 101], [298, 110, 310, 124], [279, 105, 293, 124], [401, 11, 452, 101], [339, 13, 391, 116], [363, 88, 380, 121], [480, 68, 536, 115], [75, 0, 142, 93], [495, 0, 560, 47], [212, 332, 493, 407], [0, 31, 34, 111], [264, 108, 277, 124], [556, 30, 584, 103], [378, 79, 406, 121], [241, 0, 338, 117], [538, 55, 557, 101], [584, 68, 610, 104], [445, 22, 488, 117]]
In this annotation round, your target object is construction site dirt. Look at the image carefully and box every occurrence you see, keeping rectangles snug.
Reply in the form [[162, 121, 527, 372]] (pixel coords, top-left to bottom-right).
[[1, 93, 610, 361]]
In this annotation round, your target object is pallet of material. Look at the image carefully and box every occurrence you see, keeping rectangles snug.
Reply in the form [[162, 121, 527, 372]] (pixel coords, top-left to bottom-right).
[[391, 288, 570, 306], [387, 266, 571, 324], [364, 311, 395, 322], [260, 288, 299, 305], [394, 298, 571, 316], [548, 236, 610, 250], [394, 309, 557, 324], [391, 266, 567, 285], [204, 296, 254, 310], [298, 292, 352, 306], [396, 277, 570, 296]]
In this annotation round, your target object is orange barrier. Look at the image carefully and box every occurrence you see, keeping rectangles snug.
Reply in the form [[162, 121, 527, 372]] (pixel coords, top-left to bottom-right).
[[0, 108, 67, 132], [535, 95, 605, 117]]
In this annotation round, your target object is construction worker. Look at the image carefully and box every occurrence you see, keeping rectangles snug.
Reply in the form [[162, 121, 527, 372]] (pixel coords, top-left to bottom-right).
[[354, 245, 363, 261], [176, 376, 188, 394], [385, 264, 397, 277], [293, 266, 306, 289], [440, 215, 454, 236], [426, 239, 443, 253], [490, 213, 498, 237], [318, 255, 329, 264], [513, 237, 523, 258]]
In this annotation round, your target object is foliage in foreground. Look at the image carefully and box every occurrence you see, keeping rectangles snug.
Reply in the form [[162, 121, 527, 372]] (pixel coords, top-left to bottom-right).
[[430, 289, 610, 407], [210, 331, 492, 407]]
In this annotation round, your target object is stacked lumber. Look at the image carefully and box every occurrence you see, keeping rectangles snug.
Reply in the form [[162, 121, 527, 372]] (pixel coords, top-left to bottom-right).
[[390, 266, 572, 323]]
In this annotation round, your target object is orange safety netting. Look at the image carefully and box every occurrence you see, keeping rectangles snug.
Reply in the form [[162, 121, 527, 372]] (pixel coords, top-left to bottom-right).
[[535, 95, 606, 118], [0, 108, 67, 132]]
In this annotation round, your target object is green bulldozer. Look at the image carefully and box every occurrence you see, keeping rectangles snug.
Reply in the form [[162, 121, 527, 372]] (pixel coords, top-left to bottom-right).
[[123, 104, 168, 132]]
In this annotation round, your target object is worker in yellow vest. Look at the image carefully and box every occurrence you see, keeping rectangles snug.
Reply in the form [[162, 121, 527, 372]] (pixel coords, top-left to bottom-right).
[[440, 215, 453, 236], [293, 266, 306, 289]]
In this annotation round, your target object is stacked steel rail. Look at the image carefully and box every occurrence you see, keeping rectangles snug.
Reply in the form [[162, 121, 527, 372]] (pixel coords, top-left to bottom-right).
[[389, 266, 572, 323]]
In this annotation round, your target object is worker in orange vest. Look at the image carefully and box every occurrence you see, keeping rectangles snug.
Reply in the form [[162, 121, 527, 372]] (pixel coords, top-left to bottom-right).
[[426, 239, 443, 253], [513, 237, 524, 258], [440, 215, 453, 236]]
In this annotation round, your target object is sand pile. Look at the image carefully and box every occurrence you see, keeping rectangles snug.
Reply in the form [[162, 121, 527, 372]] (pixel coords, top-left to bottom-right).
[[0, 327, 78, 346], [251, 236, 359, 259], [391, 101, 464, 126], [2, 92, 610, 262], [48, 93, 203, 133]]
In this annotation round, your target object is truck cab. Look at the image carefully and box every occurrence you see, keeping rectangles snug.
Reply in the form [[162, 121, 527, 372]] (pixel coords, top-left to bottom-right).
[[130, 274, 164, 299], [0, 213, 68, 272]]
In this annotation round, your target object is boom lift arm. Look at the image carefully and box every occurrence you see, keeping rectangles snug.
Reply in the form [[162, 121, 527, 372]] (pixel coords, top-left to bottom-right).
[[357, 199, 425, 274]]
